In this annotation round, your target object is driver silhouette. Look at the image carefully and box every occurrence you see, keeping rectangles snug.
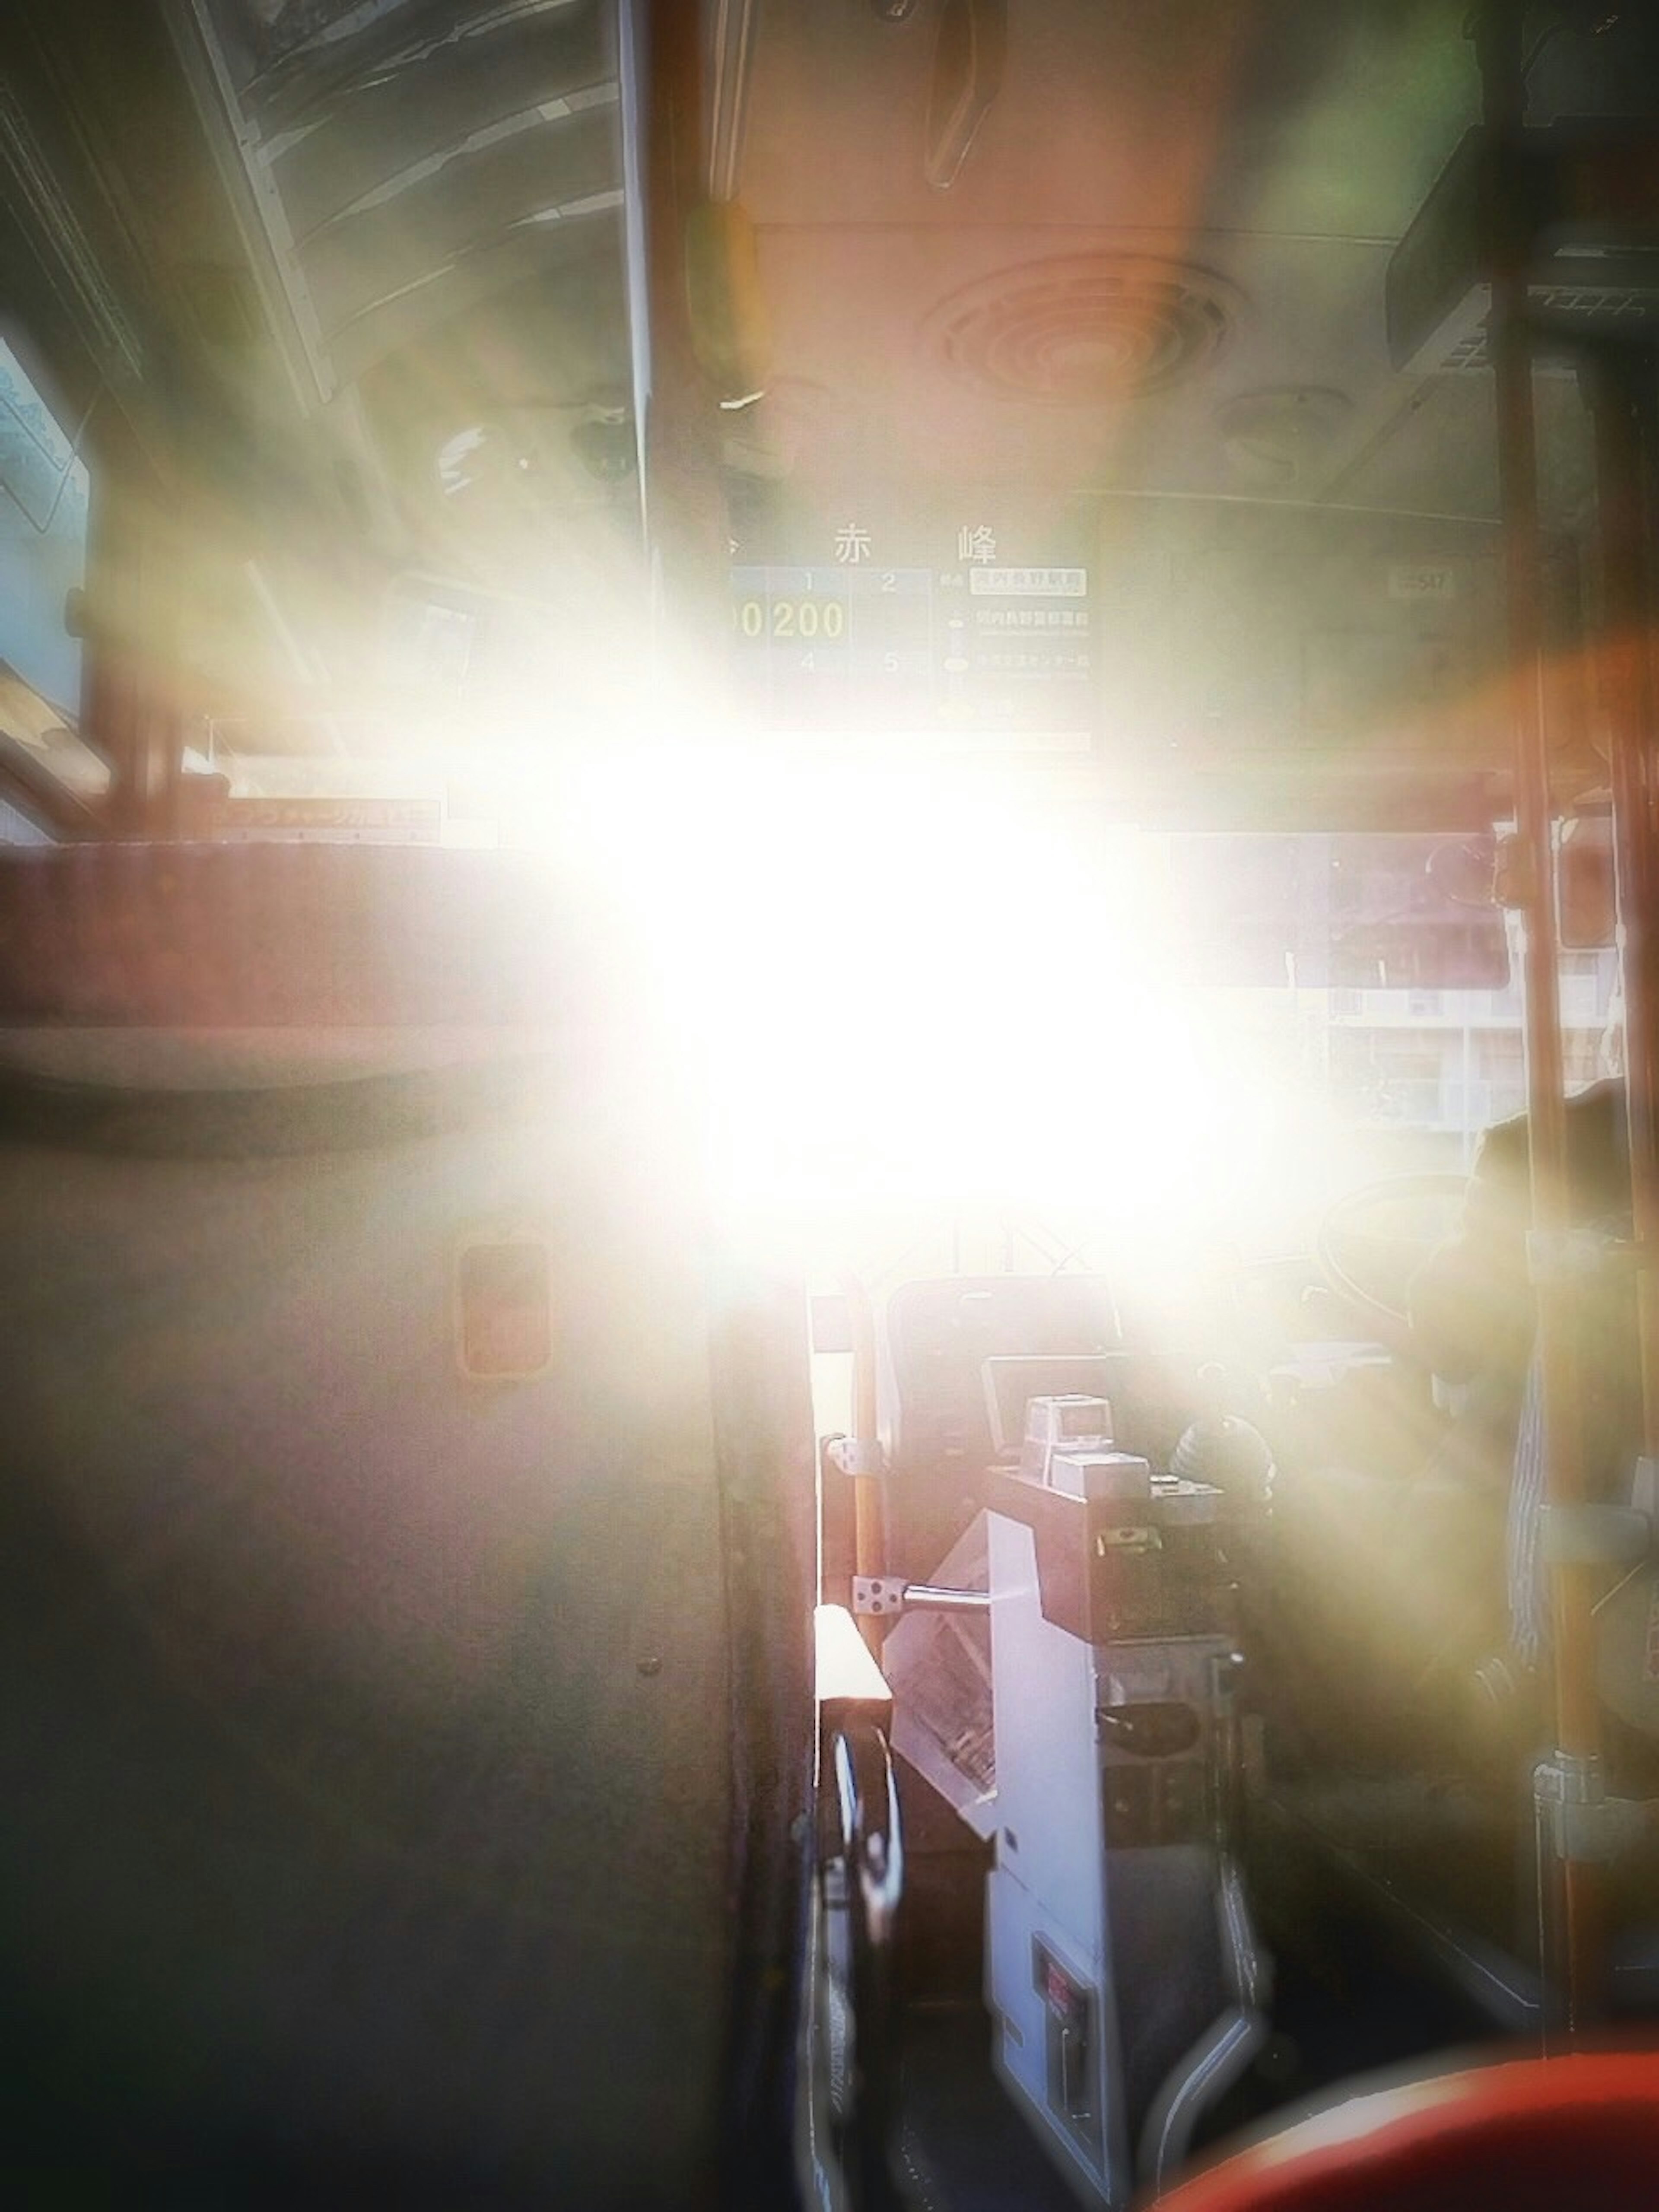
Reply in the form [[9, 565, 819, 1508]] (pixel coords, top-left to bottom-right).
[[1408, 982, 1636, 1700]]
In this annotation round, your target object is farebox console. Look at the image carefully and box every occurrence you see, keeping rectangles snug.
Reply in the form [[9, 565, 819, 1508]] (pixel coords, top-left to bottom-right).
[[982, 1385, 1266, 2206]]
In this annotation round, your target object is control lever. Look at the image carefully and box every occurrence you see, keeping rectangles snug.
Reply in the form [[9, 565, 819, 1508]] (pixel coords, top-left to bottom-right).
[[1171, 1365, 1274, 1510]]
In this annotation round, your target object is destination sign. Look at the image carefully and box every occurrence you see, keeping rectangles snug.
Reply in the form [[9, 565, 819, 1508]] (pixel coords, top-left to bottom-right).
[[727, 496, 1095, 752]]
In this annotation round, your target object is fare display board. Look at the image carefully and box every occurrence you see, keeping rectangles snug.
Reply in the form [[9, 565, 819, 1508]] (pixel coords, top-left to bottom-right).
[[728, 497, 1095, 752]]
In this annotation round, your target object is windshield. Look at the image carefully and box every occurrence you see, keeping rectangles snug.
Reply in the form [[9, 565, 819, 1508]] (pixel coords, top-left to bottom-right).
[[525, 756, 1620, 1291]]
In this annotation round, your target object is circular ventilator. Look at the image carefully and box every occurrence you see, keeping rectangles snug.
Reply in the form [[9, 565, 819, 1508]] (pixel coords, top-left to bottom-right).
[[922, 253, 1241, 405]]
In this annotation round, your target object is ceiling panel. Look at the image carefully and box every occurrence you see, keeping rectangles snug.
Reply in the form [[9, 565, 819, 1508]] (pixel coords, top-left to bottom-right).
[[748, 223, 1398, 499], [740, 0, 1474, 236], [735, 0, 1487, 516]]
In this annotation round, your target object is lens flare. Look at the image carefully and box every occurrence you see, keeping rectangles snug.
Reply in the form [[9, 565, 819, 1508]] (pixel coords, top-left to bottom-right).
[[545, 740, 1361, 1279]]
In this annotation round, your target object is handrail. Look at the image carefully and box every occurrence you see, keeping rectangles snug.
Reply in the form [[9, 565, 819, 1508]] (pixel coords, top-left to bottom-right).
[[840, 1274, 888, 1648], [821, 1713, 906, 2212], [814, 1606, 905, 2212]]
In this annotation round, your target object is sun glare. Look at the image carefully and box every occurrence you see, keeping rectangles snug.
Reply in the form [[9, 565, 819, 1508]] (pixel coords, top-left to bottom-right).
[[540, 737, 1354, 1277]]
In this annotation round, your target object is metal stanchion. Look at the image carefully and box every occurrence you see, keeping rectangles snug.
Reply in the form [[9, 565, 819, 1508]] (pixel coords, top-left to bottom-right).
[[1589, 361, 1659, 1455], [1476, 0, 1603, 2037]]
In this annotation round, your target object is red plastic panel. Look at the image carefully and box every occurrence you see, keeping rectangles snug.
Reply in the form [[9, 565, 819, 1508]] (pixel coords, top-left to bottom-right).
[[1156, 2053, 1659, 2212]]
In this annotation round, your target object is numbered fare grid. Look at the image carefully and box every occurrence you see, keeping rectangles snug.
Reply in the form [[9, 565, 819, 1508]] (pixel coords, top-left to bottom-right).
[[731, 566, 935, 724]]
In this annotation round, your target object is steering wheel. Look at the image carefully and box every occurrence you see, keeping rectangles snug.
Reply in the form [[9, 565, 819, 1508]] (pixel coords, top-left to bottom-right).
[[1315, 1173, 1470, 1347]]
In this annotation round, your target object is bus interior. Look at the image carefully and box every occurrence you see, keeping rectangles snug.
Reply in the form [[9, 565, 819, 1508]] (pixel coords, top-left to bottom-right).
[[4, 1, 1659, 2205]]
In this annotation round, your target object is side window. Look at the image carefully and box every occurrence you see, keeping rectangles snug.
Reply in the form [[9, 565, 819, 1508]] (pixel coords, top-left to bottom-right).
[[0, 335, 106, 823]]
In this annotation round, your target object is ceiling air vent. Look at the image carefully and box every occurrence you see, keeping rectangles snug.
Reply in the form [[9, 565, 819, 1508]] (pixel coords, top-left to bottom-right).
[[922, 254, 1240, 406]]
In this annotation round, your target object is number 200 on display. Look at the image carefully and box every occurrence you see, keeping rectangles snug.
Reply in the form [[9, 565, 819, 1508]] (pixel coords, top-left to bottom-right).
[[736, 599, 845, 641]]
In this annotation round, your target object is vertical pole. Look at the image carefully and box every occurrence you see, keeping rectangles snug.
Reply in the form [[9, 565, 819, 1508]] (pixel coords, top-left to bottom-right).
[[1476, 0, 1602, 2035], [84, 470, 178, 835], [1636, 369, 1659, 1308], [619, 0, 730, 652], [842, 1274, 888, 1653], [1589, 360, 1659, 1458], [1463, 1012, 1475, 1169]]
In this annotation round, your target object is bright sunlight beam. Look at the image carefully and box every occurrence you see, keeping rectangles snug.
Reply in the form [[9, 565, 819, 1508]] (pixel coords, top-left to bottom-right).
[[540, 738, 1357, 1274]]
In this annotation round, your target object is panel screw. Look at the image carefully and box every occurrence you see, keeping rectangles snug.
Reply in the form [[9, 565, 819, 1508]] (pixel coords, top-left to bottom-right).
[[637, 1656, 662, 1678]]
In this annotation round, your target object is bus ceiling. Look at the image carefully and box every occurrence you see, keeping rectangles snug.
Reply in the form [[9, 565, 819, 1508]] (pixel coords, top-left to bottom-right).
[[0, 4, 1656, 830]]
